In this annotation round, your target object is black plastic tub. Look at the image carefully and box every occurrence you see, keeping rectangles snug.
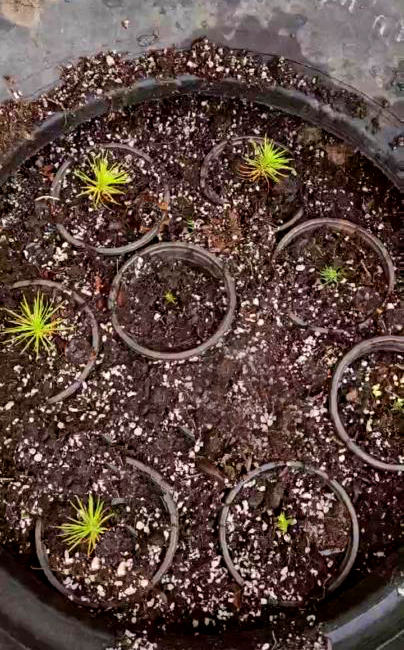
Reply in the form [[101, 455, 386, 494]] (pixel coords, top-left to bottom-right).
[[0, 65, 402, 650], [0, 74, 402, 192]]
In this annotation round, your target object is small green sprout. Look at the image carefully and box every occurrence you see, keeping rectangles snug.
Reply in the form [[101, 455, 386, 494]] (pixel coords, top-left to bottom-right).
[[74, 152, 130, 207], [164, 291, 177, 305], [319, 265, 345, 286], [277, 511, 295, 535], [186, 217, 195, 233], [371, 384, 382, 399], [2, 292, 67, 359], [59, 495, 113, 556], [239, 137, 294, 185], [392, 397, 404, 412]]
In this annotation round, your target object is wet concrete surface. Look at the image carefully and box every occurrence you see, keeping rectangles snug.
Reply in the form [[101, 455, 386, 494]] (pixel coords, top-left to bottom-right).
[[0, 0, 402, 120]]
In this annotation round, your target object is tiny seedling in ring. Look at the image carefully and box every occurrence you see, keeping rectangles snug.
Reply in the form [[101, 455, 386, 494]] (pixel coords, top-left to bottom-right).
[[164, 291, 177, 305], [319, 265, 345, 286], [186, 217, 195, 233], [392, 397, 404, 412], [59, 495, 113, 556], [277, 511, 295, 535], [2, 292, 67, 358], [238, 137, 294, 185], [74, 152, 130, 207], [371, 383, 382, 399]]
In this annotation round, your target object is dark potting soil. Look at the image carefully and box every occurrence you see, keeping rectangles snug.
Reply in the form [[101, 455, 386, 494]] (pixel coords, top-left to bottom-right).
[[338, 351, 404, 465], [116, 257, 227, 353], [0, 92, 402, 644], [274, 228, 388, 331], [56, 146, 164, 249], [0, 283, 94, 406], [42, 461, 169, 608], [205, 138, 300, 227], [226, 468, 351, 605]]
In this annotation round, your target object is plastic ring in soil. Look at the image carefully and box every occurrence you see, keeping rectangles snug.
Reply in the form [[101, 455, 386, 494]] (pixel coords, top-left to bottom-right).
[[35, 456, 179, 609], [50, 142, 166, 256], [108, 241, 237, 361], [329, 335, 404, 473], [272, 218, 396, 334], [200, 135, 303, 233], [219, 460, 359, 607], [9, 279, 99, 404]]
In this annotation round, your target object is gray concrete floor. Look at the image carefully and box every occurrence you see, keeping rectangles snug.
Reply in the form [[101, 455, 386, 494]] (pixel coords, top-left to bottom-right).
[[0, 0, 402, 119]]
